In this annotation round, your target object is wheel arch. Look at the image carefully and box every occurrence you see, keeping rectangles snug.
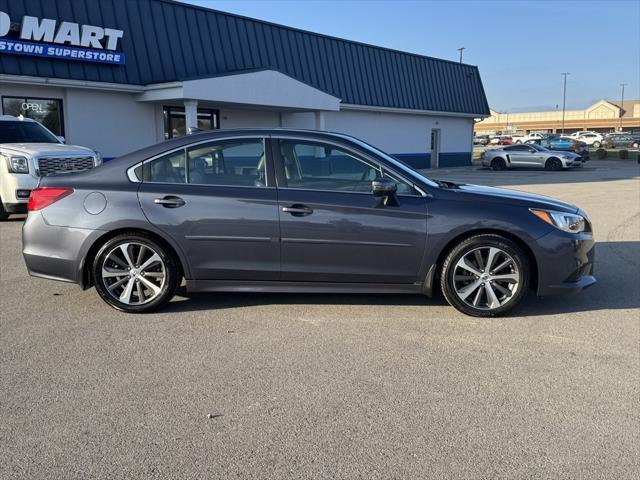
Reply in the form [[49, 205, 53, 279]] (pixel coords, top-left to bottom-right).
[[426, 228, 539, 297], [80, 227, 187, 289]]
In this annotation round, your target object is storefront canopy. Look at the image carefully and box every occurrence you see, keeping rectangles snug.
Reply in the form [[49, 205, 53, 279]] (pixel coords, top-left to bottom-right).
[[136, 69, 341, 111]]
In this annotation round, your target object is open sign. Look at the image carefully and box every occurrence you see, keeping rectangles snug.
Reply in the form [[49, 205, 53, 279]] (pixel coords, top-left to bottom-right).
[[21, 102, 43, 112]]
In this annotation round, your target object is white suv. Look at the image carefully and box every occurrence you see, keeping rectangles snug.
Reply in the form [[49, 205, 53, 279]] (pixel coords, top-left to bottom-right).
[[0, 116, 101, 220], [570, 131, 603, 148]]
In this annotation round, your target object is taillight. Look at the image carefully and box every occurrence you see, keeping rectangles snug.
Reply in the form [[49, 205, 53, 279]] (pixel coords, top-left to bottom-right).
[[28, 187, 74, 211]]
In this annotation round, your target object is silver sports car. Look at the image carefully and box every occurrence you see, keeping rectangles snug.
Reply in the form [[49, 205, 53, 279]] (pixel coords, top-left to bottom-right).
[[481, 144, 584, 171]]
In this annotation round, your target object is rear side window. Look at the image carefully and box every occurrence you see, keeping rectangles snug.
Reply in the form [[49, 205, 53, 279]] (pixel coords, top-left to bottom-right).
[[143, 150, 186, 183], [187, 139, 266, 187]]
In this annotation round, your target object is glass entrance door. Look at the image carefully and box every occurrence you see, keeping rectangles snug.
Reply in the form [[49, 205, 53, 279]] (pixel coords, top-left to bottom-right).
[[163, 106, 219, 139]]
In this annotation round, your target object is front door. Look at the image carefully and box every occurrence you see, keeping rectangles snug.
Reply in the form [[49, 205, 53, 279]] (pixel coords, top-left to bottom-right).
[[273, 138, 428, 284], [137, 137, 281, 280]]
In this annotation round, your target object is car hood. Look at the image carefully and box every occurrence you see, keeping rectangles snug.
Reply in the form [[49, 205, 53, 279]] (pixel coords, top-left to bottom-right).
[[0, 143, 96, 157], [449, 183, 578, 213]]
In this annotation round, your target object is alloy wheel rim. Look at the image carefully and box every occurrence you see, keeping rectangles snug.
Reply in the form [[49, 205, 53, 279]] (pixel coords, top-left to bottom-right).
[[101, 242, 166, 305], [452, 246, 520, 310]]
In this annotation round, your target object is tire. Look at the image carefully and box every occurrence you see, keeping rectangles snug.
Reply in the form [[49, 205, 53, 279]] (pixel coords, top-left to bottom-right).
[[545, 157, 563, 171], [0, 200, 9, 221], [92, 233, 179, 313], [440, 234, 530, 317], [490, 157, 507, 171], [592, 141, 601, 148]]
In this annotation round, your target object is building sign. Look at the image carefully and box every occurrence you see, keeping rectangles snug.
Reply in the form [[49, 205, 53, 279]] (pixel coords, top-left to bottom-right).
[[0, 11, 125, 65]]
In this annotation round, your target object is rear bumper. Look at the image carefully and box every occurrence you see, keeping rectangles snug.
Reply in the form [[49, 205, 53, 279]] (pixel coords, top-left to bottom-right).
[[534, 229, 596, 296], [22, 211, 103, 285]]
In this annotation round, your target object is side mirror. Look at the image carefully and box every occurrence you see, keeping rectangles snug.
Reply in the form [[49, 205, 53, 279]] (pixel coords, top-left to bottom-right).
[[372, 177, 398, 197], [56, 136, 66, 144]]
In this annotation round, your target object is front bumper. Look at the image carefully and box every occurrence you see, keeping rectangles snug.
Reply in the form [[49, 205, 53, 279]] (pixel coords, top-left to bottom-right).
[[0, 172, 38, 204], [534, 228, 596, 296]]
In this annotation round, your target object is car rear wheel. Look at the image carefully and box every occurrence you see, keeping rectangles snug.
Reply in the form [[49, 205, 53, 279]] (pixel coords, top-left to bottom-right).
[[545, 157, 563, 171], [93, 233, 179, 313], [490, 158, 507, 171], [440, 234, 530, 317], [592, 141, 601, 148]]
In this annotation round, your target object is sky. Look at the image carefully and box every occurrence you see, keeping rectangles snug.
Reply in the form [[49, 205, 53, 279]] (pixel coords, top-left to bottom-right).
[[186, 0, 640, 113]]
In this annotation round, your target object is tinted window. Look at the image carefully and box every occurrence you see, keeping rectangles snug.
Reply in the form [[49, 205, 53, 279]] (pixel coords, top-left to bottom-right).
[[504, 145, 528, 151], [279, 140, 409, 194], [143, 150, 186, 183], [0, 120, 60, 143], [187, 139, 266, 187]]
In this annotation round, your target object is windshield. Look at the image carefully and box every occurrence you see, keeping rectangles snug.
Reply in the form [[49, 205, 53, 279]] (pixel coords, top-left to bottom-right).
[[0, 121, 60, 144], [345, 136, 439, 187]]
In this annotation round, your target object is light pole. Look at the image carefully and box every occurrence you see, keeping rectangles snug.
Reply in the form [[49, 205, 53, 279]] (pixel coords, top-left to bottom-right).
[[561, 73, 570, 134], [457, 47, 465, 63], [619, 83, 627, 131]]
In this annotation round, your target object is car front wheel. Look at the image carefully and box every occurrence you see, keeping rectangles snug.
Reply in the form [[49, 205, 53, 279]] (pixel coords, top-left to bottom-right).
[[93, 233, 179, 313], [440, 234, 530, 317]]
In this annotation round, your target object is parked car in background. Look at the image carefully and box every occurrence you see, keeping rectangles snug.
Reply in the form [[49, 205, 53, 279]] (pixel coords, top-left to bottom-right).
[[512, 133, 545, 144], [570, 132, 603, 148], [489, 135, 502, 145], [498, 135, 513, 145], [0, 116, 102, 221], [603, 133, 639, 149], [537, 136, 589, 155], [473, 134, 490, 146], [21, 128, 596, 317], [482, 143, 584, 171]]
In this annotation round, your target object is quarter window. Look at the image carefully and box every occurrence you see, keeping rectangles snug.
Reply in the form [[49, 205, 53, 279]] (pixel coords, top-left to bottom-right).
[[187, 139, 267, 187]]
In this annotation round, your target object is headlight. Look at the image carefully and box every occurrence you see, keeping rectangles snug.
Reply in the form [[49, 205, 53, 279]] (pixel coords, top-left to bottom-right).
[[6, 155, 30, 174], [94, 151, 103, 166], [530, 208, 586, 233]]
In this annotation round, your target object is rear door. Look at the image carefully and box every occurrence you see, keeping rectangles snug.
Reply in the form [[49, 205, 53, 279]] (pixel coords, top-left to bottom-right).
[[137, 137, 281, 280], [273, 137, 428, 284]]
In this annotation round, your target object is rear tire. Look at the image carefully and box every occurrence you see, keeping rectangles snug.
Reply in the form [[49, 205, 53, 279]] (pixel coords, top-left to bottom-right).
[[592, 141, 601, 148], [490, 157, 507, 171], [545, 157, 563, 171], [440, 234, 530, 317], [92, 233, 179, 313]]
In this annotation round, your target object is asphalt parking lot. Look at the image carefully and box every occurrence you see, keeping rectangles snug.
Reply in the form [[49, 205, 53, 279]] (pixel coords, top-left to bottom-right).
[[1, 160, 638, 479]]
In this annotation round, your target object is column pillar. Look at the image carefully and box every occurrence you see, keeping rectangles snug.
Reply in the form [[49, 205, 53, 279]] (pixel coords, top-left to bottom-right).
[[314, 111, 325, 131], [184, 99, 198, 134]]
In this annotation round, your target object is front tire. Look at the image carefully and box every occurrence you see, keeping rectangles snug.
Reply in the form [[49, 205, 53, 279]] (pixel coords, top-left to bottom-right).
[[545, 157, 563, 171], [0, 200, 9, 221], [93, 233, 179, 313], [440, 234, 530, 317]]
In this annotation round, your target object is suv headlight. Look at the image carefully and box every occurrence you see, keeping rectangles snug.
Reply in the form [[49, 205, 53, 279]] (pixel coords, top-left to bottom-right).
[[6, 155, 30, 174], [530, 208, 587, 233]]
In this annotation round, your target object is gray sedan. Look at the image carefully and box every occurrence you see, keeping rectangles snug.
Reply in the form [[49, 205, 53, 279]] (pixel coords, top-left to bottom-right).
[[22, 129, 595, 317], [482, 144, 584, 171]]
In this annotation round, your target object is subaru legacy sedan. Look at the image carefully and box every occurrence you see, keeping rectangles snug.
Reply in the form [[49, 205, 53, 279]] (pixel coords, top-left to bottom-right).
[[22, 129, 595, 317]]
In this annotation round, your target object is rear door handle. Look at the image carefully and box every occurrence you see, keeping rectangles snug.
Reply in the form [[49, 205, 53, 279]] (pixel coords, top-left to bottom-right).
[[282, 204, 313, 216], [154, 195, 186, 208]]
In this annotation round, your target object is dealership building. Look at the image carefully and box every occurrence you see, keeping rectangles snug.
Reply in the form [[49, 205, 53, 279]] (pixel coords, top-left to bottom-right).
[[0, 0, 489, 167]]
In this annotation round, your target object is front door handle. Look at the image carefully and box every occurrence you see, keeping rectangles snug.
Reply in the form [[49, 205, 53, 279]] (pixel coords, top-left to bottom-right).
[[154, 195, 186, 208], [282, 204, 313, 216]]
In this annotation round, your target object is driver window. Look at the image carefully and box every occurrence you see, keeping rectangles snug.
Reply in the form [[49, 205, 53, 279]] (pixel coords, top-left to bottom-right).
[[279, 140, 382, 193]]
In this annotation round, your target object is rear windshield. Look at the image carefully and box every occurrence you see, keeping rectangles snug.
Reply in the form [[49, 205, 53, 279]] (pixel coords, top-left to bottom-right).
[[0, 121, 60, 143]]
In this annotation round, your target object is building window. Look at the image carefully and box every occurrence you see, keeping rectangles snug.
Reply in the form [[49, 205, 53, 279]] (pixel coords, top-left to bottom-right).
[[1, 97, 65, 137], [163, 106, 219, 139]]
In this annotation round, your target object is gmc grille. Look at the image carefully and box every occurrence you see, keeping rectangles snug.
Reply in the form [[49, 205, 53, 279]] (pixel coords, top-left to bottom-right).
[[37, 156, 95, 177]]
